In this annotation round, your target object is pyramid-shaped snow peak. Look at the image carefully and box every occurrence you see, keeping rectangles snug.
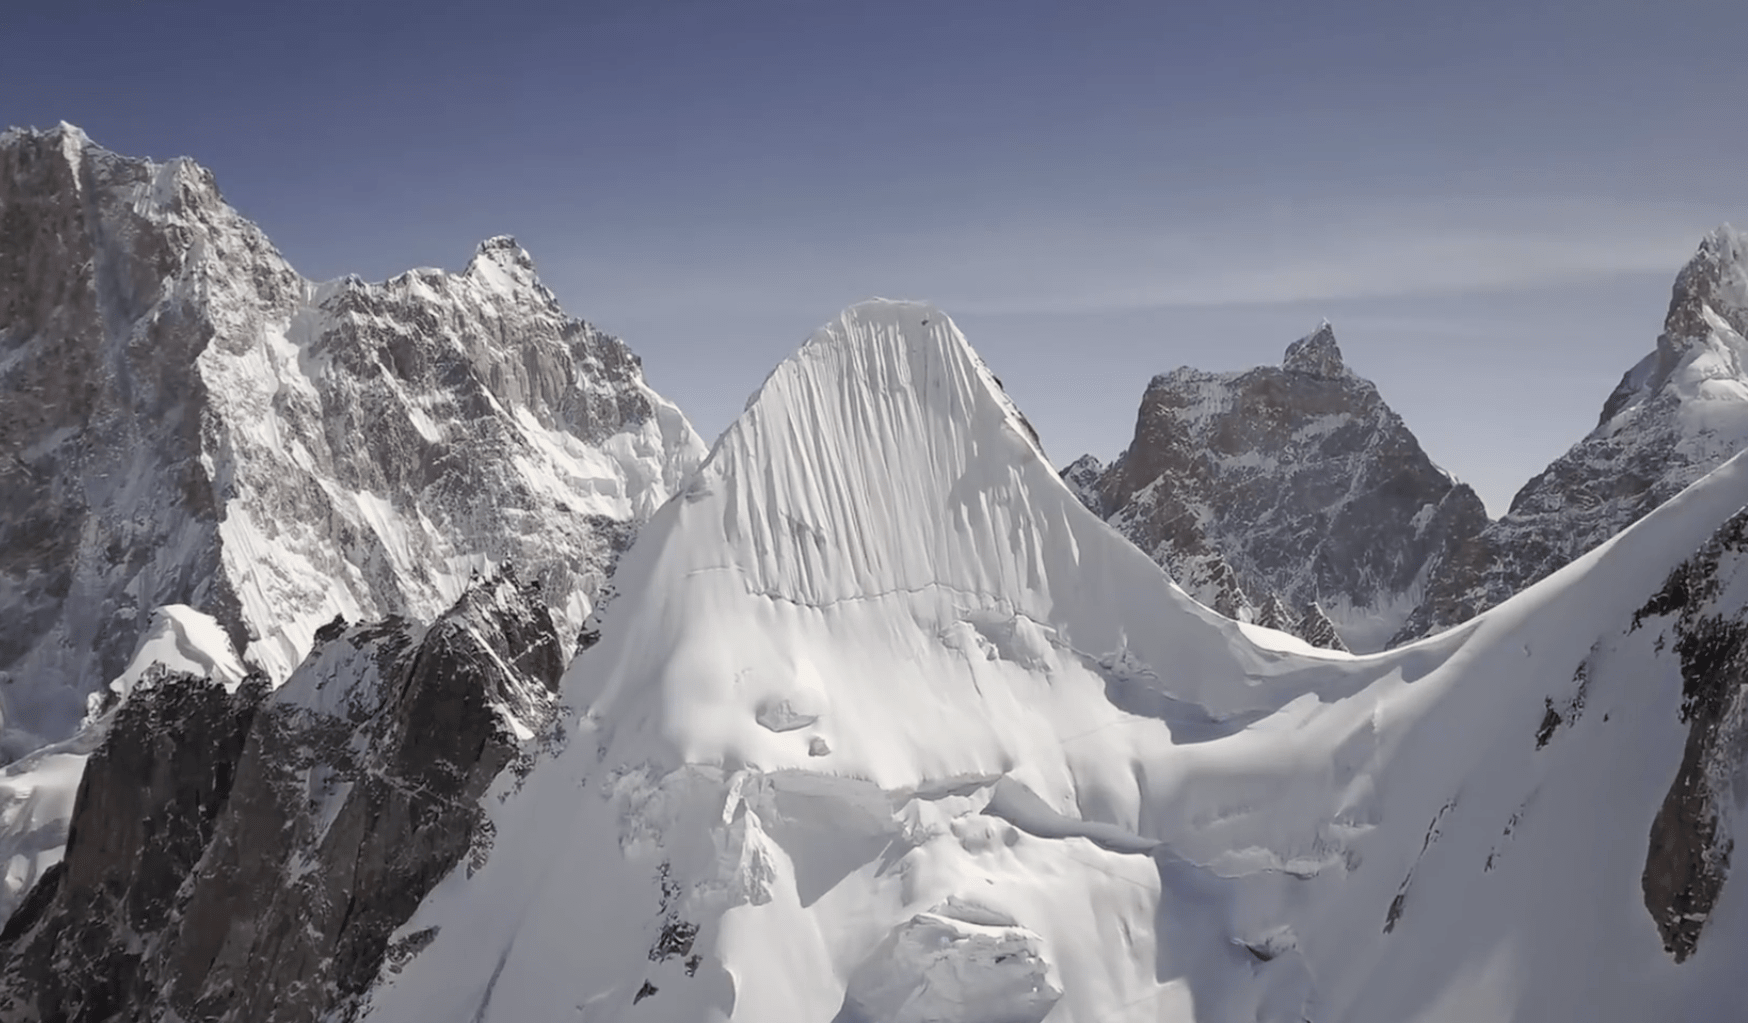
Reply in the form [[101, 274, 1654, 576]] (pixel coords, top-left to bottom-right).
[[565, 300, 1335, 772], [358, 303, 1748, 1023], [359, 302, 1362, 1023], [691, 299, 1073, 606]]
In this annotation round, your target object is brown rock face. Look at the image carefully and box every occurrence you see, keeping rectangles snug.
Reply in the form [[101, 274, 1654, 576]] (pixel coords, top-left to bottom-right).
[[1071, 322, 1486, 651], [0, 572, 563, 1022]]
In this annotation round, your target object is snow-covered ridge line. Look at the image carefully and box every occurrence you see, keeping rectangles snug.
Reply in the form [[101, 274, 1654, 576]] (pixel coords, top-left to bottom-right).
[[1400, 221, 1748, 642]]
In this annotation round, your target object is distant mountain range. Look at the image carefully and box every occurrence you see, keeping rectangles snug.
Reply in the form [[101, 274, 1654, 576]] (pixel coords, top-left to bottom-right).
[[4, 125, 1748, 1023], [1065, 224, 1748, 653]]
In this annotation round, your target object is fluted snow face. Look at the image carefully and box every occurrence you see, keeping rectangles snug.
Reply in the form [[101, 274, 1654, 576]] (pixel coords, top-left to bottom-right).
[[0, 124, 704, 749], [693, 301, 1065, 607]]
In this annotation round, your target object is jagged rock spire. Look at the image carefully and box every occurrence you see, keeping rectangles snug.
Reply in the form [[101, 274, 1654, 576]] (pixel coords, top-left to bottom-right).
[[1296, 602, 1349, 652], [1254, 593, 1294, 632], [1660, 224, 1748, 347], [1060, 454, 1106, 516], [1282, 320, 1347, 378]]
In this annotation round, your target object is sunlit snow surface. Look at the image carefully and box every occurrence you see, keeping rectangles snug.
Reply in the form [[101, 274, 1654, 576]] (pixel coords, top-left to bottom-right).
[[363, 302, 1748, 1022]]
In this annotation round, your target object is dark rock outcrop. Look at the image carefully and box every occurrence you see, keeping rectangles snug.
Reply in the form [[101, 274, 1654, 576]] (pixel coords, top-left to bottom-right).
[[1295, 603, 1349, 653], [0, 572, 563, 1022], [1631, 508, 1748, 962], [0, 667, 265, 1018]]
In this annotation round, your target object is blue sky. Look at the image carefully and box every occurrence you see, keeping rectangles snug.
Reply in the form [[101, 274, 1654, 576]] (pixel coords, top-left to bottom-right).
[[6, 0, 1746, 512]]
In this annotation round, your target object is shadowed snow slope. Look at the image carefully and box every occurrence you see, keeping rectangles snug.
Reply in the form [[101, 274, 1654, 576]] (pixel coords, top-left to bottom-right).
[[360, 302, 1748, 1023]]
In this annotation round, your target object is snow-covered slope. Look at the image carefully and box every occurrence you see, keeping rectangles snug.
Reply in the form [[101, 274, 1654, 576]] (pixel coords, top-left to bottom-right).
[[0, 123, 705, 753], [1400, 224, 1748, 642], [1070, 323, 1487, 651], [338, 301, 1748, 1022]]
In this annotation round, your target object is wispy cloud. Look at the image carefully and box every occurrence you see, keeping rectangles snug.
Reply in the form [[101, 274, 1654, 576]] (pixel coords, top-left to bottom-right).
[[925, 198, 1713, 314], [548, 195, 1717, 322]]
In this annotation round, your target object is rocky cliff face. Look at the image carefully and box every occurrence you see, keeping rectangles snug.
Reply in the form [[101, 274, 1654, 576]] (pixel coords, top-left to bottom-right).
[[0, 123, 704, 755], [1071, 228, 1748, 652], [1072, 323, 1488, 651], [0, 665, 265, 1021], [0, 573, 562, 1023], [1627, 507, 1748, 962], [1397, 225, 1748, 643]]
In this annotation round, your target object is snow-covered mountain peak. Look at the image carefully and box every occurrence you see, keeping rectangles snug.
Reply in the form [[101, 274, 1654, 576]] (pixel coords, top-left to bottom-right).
[[0, 126, 705, 750], [1282, 319, 1346, 378], [464, 234, 538, 278], [1592, 226, 1748, 434], [48, 122, 87, 173], [463, 233, 545, 293], [359, 300, 1748, 1023], [1, 121, 88, 154], [3, 122, 224, 219], [1401, 225, 1748, 644], [555, 299, 1327, 785], [1662, 222, 1748, 349], [1070, 318, 1476, 650], [672, 299, 1067, 613]]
